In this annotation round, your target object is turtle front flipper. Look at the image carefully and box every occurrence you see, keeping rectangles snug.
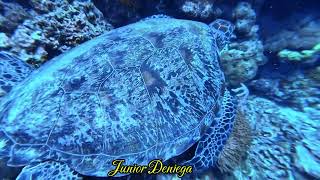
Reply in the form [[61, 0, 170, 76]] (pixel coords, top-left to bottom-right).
[[0, 52, 34, 99], [185, 89, 250, 172], [17, 161, 81, 180]]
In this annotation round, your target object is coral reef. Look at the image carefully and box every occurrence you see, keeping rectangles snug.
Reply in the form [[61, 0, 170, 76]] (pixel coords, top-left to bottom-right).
[[177, 0, 216, 19], [170, 0, 242, 21], [234, 96, 320, 179], [232, 1, 258, 38], [0, 0, 113, 65], [220, 2, 266, 86], [249, 70, 320, 111], [0, 0, 30, 33], [220, 39, 266, 86], [278, 43, 320, 64]]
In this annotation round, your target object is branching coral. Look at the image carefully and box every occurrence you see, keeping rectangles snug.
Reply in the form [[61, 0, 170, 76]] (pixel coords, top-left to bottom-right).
[[232, 2, 258, 38]]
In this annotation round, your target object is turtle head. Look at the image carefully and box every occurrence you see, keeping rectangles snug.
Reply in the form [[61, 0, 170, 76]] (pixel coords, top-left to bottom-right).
[[209, 19, 235, 51]]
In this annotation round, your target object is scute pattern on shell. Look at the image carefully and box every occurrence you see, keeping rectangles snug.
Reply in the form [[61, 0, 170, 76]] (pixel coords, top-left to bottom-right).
[[0, 18, 226, 177]]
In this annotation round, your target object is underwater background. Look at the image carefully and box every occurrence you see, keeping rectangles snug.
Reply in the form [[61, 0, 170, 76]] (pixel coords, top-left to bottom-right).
[[0, 0, 319, 179]]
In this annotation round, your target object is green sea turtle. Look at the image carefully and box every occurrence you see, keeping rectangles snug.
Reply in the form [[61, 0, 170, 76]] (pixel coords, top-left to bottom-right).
[[0, 16, 250, 179]]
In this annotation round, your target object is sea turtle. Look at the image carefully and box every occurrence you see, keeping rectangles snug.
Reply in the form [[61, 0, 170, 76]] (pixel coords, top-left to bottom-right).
[[0, 16, 250, 179]]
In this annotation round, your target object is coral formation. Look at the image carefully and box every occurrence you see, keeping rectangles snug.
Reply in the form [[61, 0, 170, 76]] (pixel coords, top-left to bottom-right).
[[178, 0, 215, 19], [171, 0, 238, 22], [249, 71, 320, 111], [0, 0, 30, 33], [220, 39, 266, 85], [234, 96, 320, 179], [0, 0, 113, 65], [219, 2, 266, 86], [278, 43, 320, 63]]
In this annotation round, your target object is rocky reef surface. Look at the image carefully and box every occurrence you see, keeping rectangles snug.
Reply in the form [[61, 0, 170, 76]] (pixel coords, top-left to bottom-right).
[[234, 96, 320, 179], [0, 0, 113, 66], [249, 69, 320, 111]]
